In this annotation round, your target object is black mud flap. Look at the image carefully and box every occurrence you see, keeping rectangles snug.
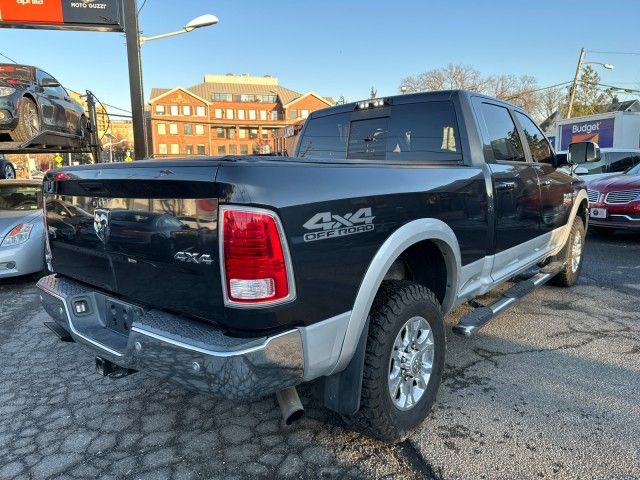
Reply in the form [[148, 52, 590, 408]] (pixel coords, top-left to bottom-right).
[[321, 318, 370, 416]]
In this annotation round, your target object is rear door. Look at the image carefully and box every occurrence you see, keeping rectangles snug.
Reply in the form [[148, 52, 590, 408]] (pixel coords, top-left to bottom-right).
[[514, 111, 573, 236], [473, 99, 542, 281]]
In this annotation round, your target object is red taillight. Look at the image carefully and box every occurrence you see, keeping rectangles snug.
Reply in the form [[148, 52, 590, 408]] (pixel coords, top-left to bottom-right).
[[221, 207, 293, 305]]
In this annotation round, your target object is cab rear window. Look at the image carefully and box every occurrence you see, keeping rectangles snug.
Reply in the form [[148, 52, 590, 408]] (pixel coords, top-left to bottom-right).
[[297, 101, 461, 163]]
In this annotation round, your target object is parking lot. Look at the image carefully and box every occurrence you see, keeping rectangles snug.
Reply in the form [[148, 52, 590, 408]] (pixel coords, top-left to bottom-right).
[[0, 232, 638, 480]]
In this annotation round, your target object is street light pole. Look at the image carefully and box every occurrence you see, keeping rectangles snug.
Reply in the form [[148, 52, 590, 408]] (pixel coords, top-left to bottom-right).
[[566, 47, 586, 119], [123, 0, 148, 160]]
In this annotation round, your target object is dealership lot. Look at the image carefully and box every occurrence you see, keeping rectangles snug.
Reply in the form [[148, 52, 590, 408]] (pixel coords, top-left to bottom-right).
[[0, 233, 638, 480]]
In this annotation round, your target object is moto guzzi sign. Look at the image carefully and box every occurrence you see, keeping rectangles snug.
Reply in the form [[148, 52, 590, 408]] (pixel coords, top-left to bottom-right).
[[0, 0, 124, 32]]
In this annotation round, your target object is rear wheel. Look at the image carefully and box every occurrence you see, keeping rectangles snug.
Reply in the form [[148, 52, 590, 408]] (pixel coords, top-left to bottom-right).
[[0, 161, 16, 179], [551, 216, 585, 287], [9, 97, 40, 143], [349, 280, 445, 442]]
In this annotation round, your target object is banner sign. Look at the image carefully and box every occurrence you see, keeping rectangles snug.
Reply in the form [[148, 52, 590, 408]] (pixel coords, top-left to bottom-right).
[[0, 0, 124, 32], [560, 117, 615, 151]]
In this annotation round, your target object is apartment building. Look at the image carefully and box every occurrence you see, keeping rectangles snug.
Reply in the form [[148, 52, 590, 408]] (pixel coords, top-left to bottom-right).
[[148, 73, 333, 157]]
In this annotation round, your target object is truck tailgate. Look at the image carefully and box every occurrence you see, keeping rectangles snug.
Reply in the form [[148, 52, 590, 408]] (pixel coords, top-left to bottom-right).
[[43, 162, 223, 323]]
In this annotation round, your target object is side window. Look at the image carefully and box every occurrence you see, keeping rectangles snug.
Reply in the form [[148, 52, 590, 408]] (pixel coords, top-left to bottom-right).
[[479, 103, 525, 162], [514, 112, 553, 164], [607, 152, 640, 173], [583, 154, 607, 174]]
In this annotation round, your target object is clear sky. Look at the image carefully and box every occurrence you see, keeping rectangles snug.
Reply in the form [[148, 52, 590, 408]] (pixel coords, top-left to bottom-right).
[[1, 0, 638, 113]]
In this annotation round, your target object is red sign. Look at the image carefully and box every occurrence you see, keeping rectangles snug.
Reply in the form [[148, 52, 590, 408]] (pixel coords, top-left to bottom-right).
[[0, 0, 63, 24], [0, 0, 123, 32]]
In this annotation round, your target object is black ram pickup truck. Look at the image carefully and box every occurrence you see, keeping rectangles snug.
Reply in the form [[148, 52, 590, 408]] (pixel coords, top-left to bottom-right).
[[38, 90, 596, 441]]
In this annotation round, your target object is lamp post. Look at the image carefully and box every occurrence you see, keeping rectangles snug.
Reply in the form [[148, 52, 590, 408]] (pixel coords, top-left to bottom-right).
[[123, 1, 219, 160], [566, 47, 614, 118]]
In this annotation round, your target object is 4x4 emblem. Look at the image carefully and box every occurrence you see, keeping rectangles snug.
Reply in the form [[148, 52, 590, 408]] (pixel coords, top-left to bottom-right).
[[174, 251, 214, 265], [303, 208, 375, 242], [93, 209, 110, 244]]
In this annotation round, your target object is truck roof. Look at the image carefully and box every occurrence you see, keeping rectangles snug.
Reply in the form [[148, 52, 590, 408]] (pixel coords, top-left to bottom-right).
[[313, 89, 520, 118]]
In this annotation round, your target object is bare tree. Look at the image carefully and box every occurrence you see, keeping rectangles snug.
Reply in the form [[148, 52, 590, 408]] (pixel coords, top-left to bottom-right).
[[538, 87, 566, 119], [400, 64, 544, 119]]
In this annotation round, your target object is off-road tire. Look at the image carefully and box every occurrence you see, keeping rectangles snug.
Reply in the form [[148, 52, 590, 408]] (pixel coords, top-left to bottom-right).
[[9, 97, 40, 143], [551, 216, 585, 287], [349, 280, 445, 442]]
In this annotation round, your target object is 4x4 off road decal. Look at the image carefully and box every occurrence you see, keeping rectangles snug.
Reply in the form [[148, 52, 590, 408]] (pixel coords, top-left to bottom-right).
[[303, 208, 375, 242]]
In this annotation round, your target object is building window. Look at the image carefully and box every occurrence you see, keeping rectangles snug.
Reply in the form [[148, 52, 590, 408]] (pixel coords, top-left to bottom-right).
[[249, 128, 258, 139], [248, 110, 257, 120], [183, 105, 192, 116], [158, 143, 167, 154], [257, 94, 277, 103], [226, 109, 234, 120], [185, 145, 193, 155], [155, 105, 165, 115], [239, 94, 255, 102], [259, 110, 268, 121], [240, 145, 248, 155], [214, 108, 223, 119], [237, 110, 245, 120], [216, 127, 225, 139], [217, 145, 226, 155], [157, 123, 166, 135], [239, 128, 247, 139], [184, 124, 193, 135], [261, 128, 269, 140], [229, 145, 238, 154], [197, 145, 206, 155], [170, 144, 180, 155], [212, 93, 232, 102], [169, 123, 178, 135], [170, 105, 179, 116], [196, 106, 206, 116], [227, 128, 236, 139], [195, 124, 205, 135], [301, 109, 310, 119], [270, 110, 279, 121]]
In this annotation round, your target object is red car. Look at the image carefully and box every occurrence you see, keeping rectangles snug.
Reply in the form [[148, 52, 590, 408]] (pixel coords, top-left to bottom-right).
[[586, 163, 640, 233]]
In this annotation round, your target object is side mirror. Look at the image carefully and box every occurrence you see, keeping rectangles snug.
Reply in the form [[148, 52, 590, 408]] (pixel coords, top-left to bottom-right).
[[39, 78, 60, 88], [574, 166, 589, 175], [568, 141, 600, 164]]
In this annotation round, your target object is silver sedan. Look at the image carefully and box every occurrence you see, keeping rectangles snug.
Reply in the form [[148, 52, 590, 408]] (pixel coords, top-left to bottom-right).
[[0, 180, 45, 278]]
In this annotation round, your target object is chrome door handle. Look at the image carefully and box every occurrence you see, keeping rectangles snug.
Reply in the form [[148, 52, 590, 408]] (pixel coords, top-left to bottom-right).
[[496, 181, 516, 192]]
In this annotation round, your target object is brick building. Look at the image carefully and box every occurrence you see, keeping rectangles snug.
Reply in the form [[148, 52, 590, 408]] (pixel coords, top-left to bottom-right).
[[148, 74, 333, 157]]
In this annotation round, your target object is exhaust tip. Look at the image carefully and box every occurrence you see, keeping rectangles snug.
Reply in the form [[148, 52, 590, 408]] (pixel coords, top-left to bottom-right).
[[284, 407, 304, 426], [276, 387, 304, 426]]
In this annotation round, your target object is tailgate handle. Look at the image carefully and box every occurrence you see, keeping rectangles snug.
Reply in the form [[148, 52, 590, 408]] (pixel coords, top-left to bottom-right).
[[79, 182, 109, 195]]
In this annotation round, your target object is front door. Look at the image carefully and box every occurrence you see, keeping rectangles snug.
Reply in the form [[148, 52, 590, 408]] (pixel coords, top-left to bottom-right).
[[514, 111, 574, 240], [473, 100, 543, 281]]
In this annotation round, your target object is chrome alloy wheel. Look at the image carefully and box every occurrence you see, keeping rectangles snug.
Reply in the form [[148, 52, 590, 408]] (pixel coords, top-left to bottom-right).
[[571, 231, 583, 273], [4, 164, 15, 179], [388, 316, 434, 411], [24, 101, 40, 137]]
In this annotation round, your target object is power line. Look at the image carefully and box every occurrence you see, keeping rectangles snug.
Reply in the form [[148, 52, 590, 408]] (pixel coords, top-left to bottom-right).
[[587, 50, 640, 56], [0, 51, 18, 64], [504, 81, 573, 100], [137, 0, 150, 15]]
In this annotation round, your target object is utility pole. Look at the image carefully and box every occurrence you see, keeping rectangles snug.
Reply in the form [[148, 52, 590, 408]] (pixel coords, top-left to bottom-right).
[[123, 0, 148, 160], [566, 47, 586, 119]]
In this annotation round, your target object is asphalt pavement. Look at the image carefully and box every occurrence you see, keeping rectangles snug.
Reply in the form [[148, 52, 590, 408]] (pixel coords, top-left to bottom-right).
[[0, 231, 638, 480]]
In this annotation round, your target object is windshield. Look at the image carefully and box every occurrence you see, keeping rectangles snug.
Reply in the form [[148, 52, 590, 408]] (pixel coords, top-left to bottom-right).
[[627, 164, 640, 175], [0, 65, 32, 82], [0, 186, 42, 211]]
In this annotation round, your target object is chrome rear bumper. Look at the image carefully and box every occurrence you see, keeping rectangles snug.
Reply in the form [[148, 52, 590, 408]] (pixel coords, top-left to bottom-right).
[[37, 274, 304, 400]]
